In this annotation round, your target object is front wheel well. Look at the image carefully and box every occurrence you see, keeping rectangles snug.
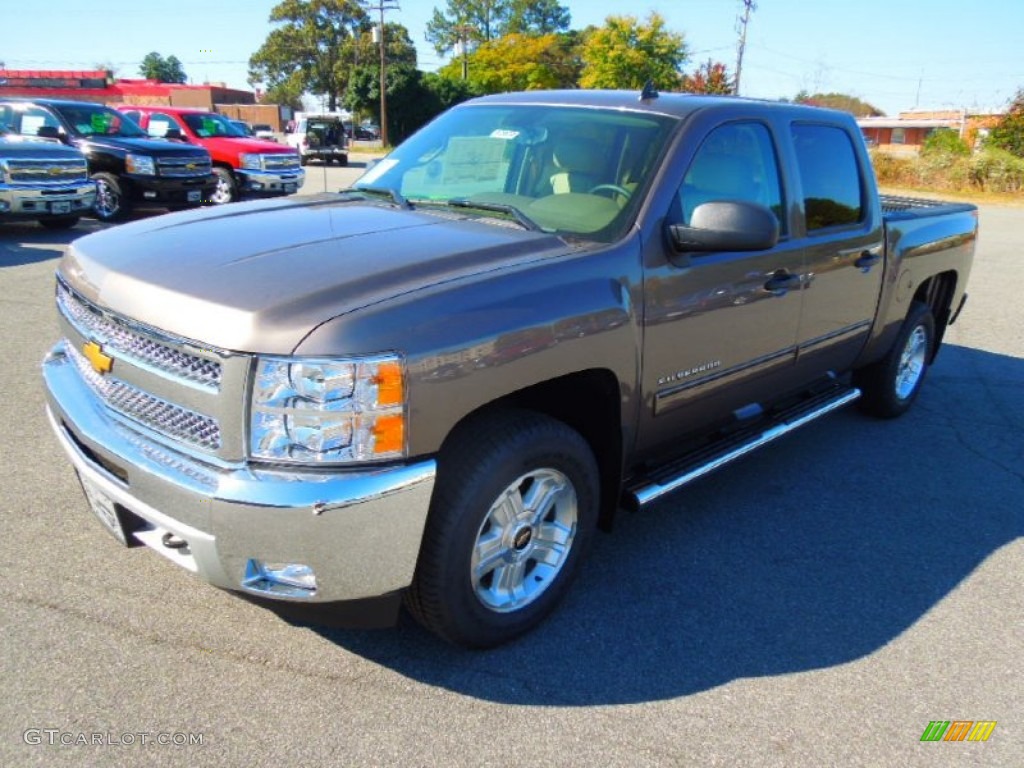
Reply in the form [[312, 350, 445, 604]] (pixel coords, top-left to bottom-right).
[[439, 370, 624, 531]]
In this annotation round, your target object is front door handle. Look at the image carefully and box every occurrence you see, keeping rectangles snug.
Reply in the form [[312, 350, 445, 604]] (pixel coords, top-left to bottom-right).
[[764, 270, 802, 293], [855, 251, 882, 271]]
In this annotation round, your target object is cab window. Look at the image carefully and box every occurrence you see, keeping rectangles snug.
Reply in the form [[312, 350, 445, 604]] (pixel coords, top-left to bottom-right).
[[791, 124, 865, 231], [678, 122, 785, 233]]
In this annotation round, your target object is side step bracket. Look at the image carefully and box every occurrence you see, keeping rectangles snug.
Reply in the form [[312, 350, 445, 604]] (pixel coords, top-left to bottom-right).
[[627, 387, 861, 509]]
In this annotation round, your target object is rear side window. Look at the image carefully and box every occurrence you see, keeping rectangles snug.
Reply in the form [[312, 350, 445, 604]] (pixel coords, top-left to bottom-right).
[[679, 122, 786, 233], [791, 124, 864, 231]]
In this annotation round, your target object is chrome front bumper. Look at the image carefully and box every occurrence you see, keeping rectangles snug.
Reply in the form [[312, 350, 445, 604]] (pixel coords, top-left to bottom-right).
[[43, 341, 435, 602], [0, 183, 95, 216], [235, 168, 305, 194]]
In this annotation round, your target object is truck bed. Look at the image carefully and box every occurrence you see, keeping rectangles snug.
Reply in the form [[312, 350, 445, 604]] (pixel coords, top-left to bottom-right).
[[880, 193, 977, 220]]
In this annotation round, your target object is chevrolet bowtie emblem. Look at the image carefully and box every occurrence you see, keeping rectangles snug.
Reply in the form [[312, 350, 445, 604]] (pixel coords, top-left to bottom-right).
[[83, 341, 113, 374]]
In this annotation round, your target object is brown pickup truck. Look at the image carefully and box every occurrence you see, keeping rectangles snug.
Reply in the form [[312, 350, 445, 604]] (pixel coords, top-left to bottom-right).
[[43, 90, 976, 647]]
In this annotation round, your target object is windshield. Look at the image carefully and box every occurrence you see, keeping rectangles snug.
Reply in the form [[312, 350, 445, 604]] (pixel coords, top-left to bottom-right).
[[355, 103, 676, 241], [181, 112, 247, 138], [53, 103, 148, 138]]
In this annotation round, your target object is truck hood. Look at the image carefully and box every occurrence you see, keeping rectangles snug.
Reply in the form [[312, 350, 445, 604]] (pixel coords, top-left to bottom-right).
[[196, 136, 294, 154], [60, 194, 569, 354], [0, 137, 85, 159], [76, 136, 209, 158]]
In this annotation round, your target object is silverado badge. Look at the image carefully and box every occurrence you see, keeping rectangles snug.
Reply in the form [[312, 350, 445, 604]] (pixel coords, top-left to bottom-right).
[[82, 341, 113, 374]]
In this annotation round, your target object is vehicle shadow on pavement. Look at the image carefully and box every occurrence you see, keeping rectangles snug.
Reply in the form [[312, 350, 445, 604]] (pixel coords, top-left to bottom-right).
[[1, 221, 105, 267], [304, 343, 1023, 705]]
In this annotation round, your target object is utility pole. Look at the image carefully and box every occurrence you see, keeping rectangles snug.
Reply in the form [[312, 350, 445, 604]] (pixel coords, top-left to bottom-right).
[[734, 0, 756, 96], [365, 1, 399, 147]]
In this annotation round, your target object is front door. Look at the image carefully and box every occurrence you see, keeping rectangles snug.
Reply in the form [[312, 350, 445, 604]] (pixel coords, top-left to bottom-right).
[[638, 121, 807, 455]]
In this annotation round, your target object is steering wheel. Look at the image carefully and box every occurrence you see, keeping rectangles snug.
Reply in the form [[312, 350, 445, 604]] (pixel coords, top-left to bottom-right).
[[588, 184, 633, 200]]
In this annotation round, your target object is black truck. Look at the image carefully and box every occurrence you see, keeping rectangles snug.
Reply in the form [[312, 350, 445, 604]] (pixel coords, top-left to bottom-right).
[[0, 98, 215, 221]]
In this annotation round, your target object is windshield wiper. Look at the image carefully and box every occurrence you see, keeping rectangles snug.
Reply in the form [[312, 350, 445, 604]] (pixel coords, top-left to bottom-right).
[[341, 186, 411, 209], [446, 199, 541, 232]]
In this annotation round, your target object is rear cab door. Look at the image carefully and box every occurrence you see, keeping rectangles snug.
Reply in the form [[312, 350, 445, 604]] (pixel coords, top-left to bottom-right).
[[785, 119, 885, 377]]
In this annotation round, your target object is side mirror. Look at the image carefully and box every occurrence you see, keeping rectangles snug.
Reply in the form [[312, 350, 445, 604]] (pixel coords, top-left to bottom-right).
[[668, 200, 780, 257], [163, 127, 184, 141]]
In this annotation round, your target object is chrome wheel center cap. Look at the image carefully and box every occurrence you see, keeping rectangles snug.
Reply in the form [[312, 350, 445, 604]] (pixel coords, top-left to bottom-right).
[[512, 525, 533, 551]]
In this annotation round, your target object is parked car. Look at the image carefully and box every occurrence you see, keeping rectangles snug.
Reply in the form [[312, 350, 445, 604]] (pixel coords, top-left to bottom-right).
[[42, 90, 976, 648], [285, 114, 347, 165], [118, 106, 303, 205], [251, 123, 276, 141], [0, 126, 95, 229], [0, 98, 214, 221], [354, 121, 380, 140]]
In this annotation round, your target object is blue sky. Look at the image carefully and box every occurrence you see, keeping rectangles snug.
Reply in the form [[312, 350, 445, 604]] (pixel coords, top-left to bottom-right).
[[2, 0, 1021, 116]]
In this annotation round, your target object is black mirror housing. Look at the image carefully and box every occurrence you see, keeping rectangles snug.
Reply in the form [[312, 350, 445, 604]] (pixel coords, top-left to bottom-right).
[[669, 200, 780, 254]]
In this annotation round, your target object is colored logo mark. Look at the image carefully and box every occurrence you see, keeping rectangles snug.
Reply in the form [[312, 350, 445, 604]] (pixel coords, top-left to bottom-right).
[[920, 721, 997, 742]]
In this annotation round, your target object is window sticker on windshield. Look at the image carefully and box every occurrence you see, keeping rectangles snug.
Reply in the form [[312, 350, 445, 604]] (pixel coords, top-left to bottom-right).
[[442, 137, 509, 185], [358, 158, 399, 185], [90, 113, 109, 133], [490, 129, 519, 140], [200, 117, 218, 137]]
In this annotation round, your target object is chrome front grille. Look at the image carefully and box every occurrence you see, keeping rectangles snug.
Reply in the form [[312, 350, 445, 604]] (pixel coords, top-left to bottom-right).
[[156, 155, 212, 178], [262, 153, 301, 172], [67, 343, 221, 451], [6, 158, 89, 186], [56, 281, 222, 392]]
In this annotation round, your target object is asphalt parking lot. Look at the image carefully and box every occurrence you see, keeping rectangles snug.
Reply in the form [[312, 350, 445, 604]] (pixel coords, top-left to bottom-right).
[[1, 183, 1021, 766]]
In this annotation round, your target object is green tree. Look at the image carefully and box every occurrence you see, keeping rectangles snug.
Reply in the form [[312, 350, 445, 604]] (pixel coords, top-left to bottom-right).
[[921, 127, 970, 157], [425, 0, 508, 57], [346, 63, 450, 144], [139, 52, 187, 83], [794, 91, 884, 117], [464, 32, 578, 93], [262, 73, 306, 111], [579, 13, 687, 91], [681, 59, 733, 95], [988, 88, 1024, 158], [503, 0, 570, 34], [248, 0, 369, 112]]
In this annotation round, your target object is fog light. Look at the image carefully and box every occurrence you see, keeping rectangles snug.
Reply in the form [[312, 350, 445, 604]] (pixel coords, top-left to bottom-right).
[[242, 559, 317, 598], [0, 201, 9, 213], [251, 182, 263, 190], [144, 191, 157, 199]]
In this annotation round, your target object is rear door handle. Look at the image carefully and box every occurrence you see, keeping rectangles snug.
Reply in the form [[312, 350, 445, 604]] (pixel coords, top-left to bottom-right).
[[764, 271, 802, 293], [855, 251, 882, 271]]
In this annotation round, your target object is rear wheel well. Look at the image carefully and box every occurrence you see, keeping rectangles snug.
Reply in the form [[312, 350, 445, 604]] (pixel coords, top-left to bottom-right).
[[439, 370, 623, 531], [913, 271, 957, 360]]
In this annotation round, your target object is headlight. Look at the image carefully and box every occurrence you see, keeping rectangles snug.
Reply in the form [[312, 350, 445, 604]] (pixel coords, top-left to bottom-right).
[[250, 354, 405, 464], [125, 153, 156, 175], [239, 153, 263, 170]]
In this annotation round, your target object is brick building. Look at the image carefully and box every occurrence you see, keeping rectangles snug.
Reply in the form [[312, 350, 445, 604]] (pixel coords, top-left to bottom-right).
[[0, 69, 285, 130], [857, 109, 1003, 153]]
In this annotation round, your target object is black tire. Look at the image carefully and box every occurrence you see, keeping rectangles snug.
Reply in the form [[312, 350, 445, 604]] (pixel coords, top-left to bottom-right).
[[91, 172, 130, 222], [209, 167, 237, 205], [338, 155, 348, 167], [38, 216, 80, 230], [406, 409, 600, 648], [299, 155, 308, 167], [854, 301, 936, 418]]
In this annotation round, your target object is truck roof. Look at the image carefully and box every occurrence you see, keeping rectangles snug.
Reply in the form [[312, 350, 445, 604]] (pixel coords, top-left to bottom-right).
[[469, 89, 851, 122]]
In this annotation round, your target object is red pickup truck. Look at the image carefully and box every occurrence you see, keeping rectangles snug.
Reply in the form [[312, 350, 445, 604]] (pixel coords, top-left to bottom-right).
[[118, 106, 304, 204]]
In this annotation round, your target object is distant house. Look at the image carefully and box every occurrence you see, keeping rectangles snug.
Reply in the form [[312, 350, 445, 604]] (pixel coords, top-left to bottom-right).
[[857, 110, 1003, 153], [0, 69, 285, 131]]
